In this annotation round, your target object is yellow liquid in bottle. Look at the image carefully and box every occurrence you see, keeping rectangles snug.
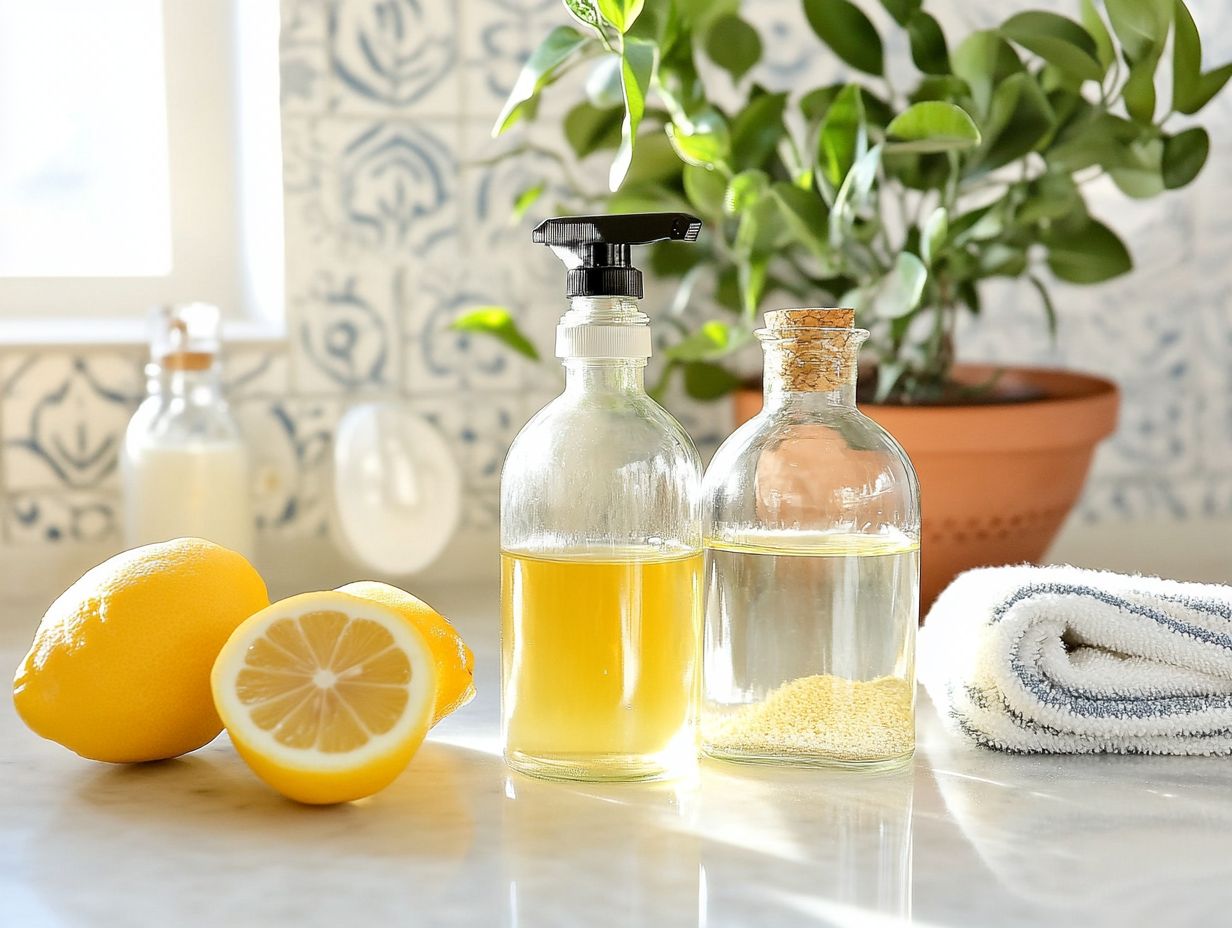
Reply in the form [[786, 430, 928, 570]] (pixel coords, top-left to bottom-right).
[[501, 547, 702, 781]]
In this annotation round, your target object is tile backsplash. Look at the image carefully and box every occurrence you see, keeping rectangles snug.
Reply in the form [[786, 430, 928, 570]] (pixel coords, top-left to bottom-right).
[[2, 0, 1230, 583]]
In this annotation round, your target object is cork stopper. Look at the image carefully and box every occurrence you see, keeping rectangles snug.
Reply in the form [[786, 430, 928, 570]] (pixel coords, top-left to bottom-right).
[[149, 303, 221, 372], [764, 307, 855, 329], [760, 307, 864, 392]]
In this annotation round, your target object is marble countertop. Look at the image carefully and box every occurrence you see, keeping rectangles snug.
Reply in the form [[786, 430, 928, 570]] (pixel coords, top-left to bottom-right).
[[3, 583, 1231, 927]]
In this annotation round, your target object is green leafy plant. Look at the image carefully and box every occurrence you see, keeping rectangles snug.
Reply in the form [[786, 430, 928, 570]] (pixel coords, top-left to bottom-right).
[[458, 0, 1230, 404]]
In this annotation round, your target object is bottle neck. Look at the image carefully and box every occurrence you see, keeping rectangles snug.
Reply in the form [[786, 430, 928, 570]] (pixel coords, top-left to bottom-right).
[[760, 342, 858, 411], [561, 295, 646, 326], [150, 362, 225, 403], [563, 358, 647, 395]]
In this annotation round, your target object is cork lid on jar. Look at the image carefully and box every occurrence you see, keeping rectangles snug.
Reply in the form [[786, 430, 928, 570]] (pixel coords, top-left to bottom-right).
[[759, 307, 866, 392], [150, 303, 221, 371]]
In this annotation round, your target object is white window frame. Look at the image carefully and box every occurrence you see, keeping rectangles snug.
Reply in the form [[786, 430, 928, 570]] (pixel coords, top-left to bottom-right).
[[0, 0, 284, 343]]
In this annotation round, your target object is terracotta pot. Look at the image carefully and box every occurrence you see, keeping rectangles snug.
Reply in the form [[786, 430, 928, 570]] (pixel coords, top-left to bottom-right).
[[732, 364, 1120, 611]]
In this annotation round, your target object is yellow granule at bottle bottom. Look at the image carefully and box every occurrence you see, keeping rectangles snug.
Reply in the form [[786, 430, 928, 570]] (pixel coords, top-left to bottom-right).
[[703, 674, 915, 764]]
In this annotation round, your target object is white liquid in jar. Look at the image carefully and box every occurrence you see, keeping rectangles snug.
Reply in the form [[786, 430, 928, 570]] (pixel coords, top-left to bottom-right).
[[122, 441, 255, 558]]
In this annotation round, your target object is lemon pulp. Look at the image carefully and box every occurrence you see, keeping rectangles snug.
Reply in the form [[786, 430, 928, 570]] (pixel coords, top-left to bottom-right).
[[212, 591, 437, 804]]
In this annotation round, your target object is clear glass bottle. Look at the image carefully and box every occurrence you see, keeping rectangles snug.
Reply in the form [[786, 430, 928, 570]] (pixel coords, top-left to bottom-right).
[[701, 308, 920, 769], [122, 303, 255, 558], [501, 213, 704, 782]]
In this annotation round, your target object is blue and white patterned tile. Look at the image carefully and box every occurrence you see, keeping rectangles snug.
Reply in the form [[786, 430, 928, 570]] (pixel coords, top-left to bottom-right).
[[1074, 476, 1195, 525], [5, 490, 121, 545], [1063, 283, 1202, 482], [281, 0, 330, 114], [223, 346, 292, 400], [1197, 473, 1232, 519], [328, 0, 460, 116], [237, 397, 343, 537], [289, 254, 402, 393], [403, 268, 528, 396], [1194, 285, 1232, 475], [410, 392, 522, 489], [462, 0, 574, 126], [284, 117, 460, 259], [0, 353, 144, 492], [405, 393, 513, 530], [741, 0, 850, 97]]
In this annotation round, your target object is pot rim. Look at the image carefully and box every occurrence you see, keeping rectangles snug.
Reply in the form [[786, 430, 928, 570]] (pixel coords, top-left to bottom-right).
[[854, 365, 1120, 453]]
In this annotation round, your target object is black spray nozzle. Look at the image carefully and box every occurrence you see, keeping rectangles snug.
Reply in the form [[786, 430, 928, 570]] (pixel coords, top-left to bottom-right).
[[533, 213, 702, 299]]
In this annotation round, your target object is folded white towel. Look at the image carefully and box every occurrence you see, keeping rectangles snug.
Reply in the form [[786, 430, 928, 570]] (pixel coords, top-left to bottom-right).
[[919, 564, 1232, 755]]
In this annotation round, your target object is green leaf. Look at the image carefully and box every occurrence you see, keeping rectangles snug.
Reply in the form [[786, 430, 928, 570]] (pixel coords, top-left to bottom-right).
[[730, 91, 788, 168], [1018, 172, 1080, 224], [1105, 0, 1171, 64], [667, 320, 747, 362], [682, 164, 727, 217], [622, 130, 684, 187], [874, 361, 907, 402], [565, 0, 604, 35], [921, 206, 948, 266], [1108, 137, 1164, 198], [683, 361, 743, 400], [950, 203, 1003, 245], [803, 0, 885, 76], [885, 101, 981, 152], [492, 26, 590, 135], [610, 37, 655, 190], [829, 145, 882, 248], [907, 12, 950, 75], [607, 183, 691, 214], [510, 183, 545, 222], [597, 0, 644, 33], [451, 307, 540, 361], [1028, 274, 1058, 338], [1000, 11, 1104, 82], [800, 84, 844, 123], [1047, 108, 1141, 172], [978, 243, 1027, 277], [1080, 0, 1115, 70], [1106, 0, 1171, 123], [666, 107, 731, 169], [585, 54, 625, 108], [952, 31, 1023, 116], [738, 253, 769, 318], [564, 101, 623, 157], [725, 169, 770, 215], [817, 84, 866, 190], [1162, 126, 1210, 189], [1124, 58, 1160, 123], [735, 196, 783, 257], [879, 0, 921, 27], [910, 74, 970, 102], [1172, 0, 1232, 114], [971, 72, 1055, 173], [1044, 217, 1132, 283], [771, 181, 830, 259], [705, 14, 762, 82], [871, 252, 928, 318]]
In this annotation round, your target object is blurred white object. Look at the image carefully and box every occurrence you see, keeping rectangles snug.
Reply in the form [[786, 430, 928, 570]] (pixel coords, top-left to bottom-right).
[[122, 304, 255, 557], [332, 402, 462, 575]]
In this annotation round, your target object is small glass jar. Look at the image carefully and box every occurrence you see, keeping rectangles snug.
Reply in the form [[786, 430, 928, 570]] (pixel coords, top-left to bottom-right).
[[121, 303, 255, 558], [701, 308, 920, 769]]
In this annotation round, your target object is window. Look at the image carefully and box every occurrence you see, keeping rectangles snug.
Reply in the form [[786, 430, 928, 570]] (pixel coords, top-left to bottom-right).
[[0, 0, 283, 335]]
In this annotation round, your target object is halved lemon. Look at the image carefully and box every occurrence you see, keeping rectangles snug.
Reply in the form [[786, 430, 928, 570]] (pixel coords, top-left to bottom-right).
[[211, 591, 438, 804]]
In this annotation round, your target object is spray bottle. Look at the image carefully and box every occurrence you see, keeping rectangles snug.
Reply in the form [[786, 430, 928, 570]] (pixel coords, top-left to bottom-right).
[[500, 213, 704, 781]]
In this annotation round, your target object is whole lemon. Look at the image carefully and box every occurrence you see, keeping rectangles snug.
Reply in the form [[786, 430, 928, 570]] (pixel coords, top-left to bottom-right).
[[13, 538, 269, 763], [337, 581, 475, 726]]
